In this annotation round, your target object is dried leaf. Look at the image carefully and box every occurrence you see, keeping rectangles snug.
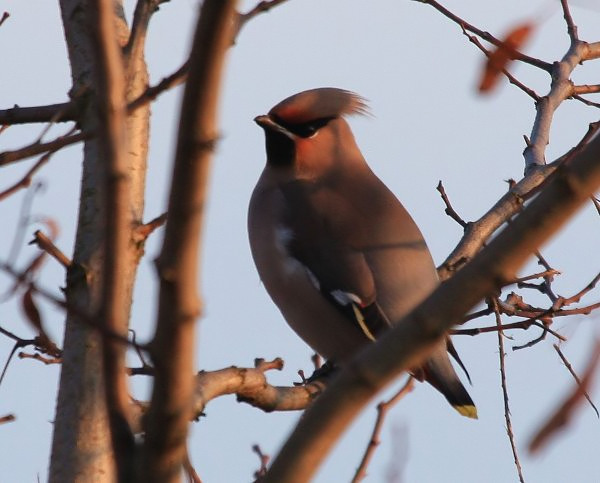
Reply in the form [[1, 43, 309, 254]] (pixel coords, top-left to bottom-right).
[[22, 288, 42, 332], [479, 23, 534, 93]]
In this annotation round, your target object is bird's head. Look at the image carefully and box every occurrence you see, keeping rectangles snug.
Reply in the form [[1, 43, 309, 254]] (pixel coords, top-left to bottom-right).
[[255, 88, 369, 178]]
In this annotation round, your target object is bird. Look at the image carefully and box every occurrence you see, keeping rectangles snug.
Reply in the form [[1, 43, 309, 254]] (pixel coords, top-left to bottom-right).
[[248, 87, 476, 418]]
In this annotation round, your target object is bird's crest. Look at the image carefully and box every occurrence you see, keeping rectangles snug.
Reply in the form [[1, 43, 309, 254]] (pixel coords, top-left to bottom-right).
[[269, 88, 370, 124]]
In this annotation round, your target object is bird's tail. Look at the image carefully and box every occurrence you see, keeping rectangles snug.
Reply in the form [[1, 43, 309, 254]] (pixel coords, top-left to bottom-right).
[[423, 344, 477, 419]]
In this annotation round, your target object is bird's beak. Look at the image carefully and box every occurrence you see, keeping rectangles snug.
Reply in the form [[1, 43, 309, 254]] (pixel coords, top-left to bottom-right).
[[254, 115, 295, 139]]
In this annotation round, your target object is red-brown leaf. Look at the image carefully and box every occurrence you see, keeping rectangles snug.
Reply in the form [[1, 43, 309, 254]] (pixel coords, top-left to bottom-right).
[[479, 23, 534, 93]]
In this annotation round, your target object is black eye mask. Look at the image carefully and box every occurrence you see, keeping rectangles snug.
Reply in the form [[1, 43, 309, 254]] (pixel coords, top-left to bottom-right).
[[275, 116, 335, 138]]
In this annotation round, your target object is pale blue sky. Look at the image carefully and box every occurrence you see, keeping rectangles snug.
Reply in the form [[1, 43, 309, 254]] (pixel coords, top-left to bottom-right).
[[1, 1, 599, 481]]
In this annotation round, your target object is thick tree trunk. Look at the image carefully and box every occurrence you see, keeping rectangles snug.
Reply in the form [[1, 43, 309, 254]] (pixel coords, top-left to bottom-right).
[[49, 1, 149, 481]]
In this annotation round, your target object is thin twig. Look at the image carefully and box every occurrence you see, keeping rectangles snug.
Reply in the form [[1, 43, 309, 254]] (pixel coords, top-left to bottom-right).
[[182, 443, 202, 483], [573, 84, 600, 95], [0, 152, 53, 201], [18, 352, 62, 365], [7, 182, 43, 265], [0, 60, 188, 127], [557, 272, 600, 306], [252, 444, 270, 480], [127, 61, 189, 114], [352, 378, 414, 483], [553, 344, 599, 417], [460, 25, 539, 100], [513, 269, 560, 284], [29, 230, 72, 268], [418, 0, 552, 71], [0, 130, 88, 167], [592, 196, 600, 216], [133, 212, 168, 243], [453, 319, 565, 342], [493, 299, 526, 483], [0, 11, 10, 28], [235, 0, 290, 39], [0, 263, 144, 351], [125, 0, 167, 60], [0, 414, 15, 425], [436, 180, 468, 228], [559, 0, 578, 41]]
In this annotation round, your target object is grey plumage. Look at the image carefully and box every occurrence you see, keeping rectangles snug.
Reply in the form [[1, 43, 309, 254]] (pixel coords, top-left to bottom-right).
[[248, 88, 476, 418]]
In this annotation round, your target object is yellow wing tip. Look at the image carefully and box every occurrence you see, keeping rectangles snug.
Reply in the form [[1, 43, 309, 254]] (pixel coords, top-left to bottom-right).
[[454, 404, 478, 419]]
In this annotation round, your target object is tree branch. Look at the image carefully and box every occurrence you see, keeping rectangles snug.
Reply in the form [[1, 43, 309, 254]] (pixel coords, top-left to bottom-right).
[[0, 102, 77, 125], [138, 2, 238, 481], [523, 40, 590, 171], [192, 359, 327, 418], [439, 121, 600, 279], [89, 0, 135, 478]]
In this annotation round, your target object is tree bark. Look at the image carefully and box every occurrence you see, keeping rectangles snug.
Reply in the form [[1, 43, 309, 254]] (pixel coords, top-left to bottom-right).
[[49, 1, 149, 481]]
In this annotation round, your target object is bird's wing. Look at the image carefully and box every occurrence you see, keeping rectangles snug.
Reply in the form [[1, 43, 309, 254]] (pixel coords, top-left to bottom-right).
[[280, 180, 392, 341]]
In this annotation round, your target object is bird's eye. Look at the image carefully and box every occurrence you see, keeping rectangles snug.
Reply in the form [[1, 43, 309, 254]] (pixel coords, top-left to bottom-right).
[[298, 124, 317, 137], [280, 117, 334, 138]]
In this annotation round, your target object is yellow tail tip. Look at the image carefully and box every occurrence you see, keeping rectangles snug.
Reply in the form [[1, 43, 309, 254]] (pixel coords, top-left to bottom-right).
[[454, 404, 478, 419]]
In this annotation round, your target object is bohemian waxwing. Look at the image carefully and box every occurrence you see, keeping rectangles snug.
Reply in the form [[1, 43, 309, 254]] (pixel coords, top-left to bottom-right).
[[248, 88, 476, 418]]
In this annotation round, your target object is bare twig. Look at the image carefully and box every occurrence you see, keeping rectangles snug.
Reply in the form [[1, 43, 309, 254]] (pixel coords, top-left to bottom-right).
[[573, 84, 600, 95], [125, 0, 167, 60], [235, 0, 290, 39], [133, 212, 167, 243], [252, 444, 270, 480], [29, 230, 72, 268], [436, 181, 468, 228], [0, 263, 144, 351], [493, 299, 526, 483], [0, 130, 88, 167], [352, 378, 414, 483], [553, 344, 599, 417], [572, 94, 600, 109], [182, 443, 202, 483], [452, 319, 566, 343], [559, 0, 578, 41], [0, 152, 53, 201], [513, 269, 560, 284], [556, 271, 600, 306], [465, 30, 539, 100], [0, 327, 36, 387], [592, 196, 600, 216], [0, 102, 76, 125], [0, 11, 10, 28], [0, 59, 188, 127], [0, 414, 15, 425], [18, 352, 62, 365], [418, 0, 552, 72], [128, 60, 189, 114]]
